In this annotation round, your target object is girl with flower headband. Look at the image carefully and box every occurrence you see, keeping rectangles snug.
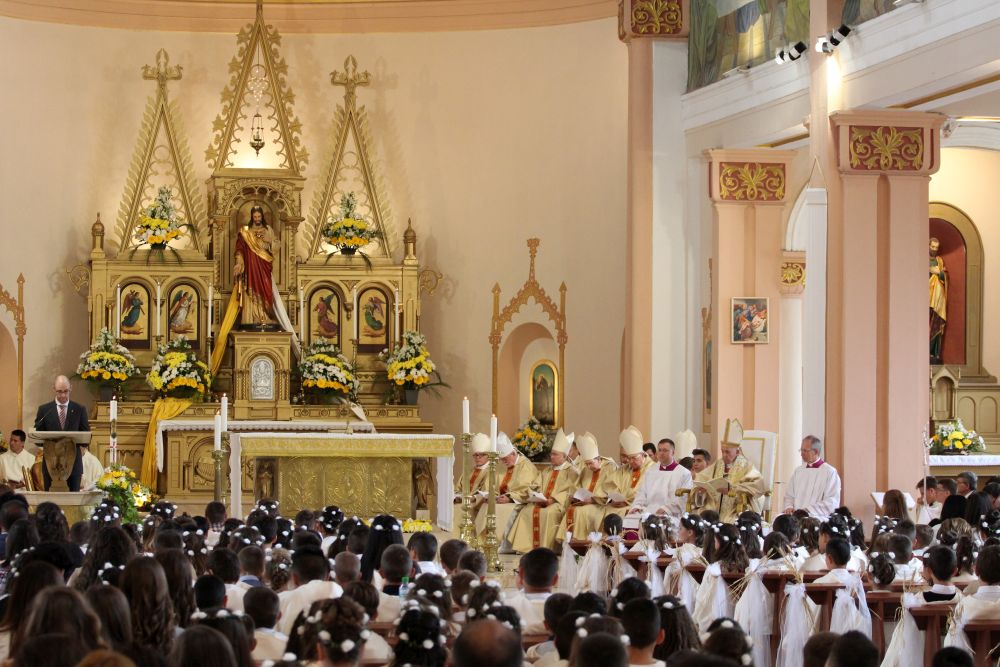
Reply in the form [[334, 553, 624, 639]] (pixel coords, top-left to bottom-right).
[[327, 517, 364, 559], [406, 573, 457, 635], [70, 526, 136, 591], [391, 603, 447, 667], [652, 595, 700, 660], [692, 524, 746, 633], [319, 505, 345, 554], [568, 615, 626, 667], [663, 514, 705, 611], [182, 528, 210, 576], [609, 577, 651, 618], [265, 547, 294, 593]]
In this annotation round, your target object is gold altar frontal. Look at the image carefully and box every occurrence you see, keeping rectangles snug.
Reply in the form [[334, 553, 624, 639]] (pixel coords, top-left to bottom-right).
[[237, 434, 452, 519]]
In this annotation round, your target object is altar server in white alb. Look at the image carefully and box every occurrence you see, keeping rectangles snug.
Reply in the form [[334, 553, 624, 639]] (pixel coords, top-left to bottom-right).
[[628, 437, 693, 518], [782, 435, 842, 518]]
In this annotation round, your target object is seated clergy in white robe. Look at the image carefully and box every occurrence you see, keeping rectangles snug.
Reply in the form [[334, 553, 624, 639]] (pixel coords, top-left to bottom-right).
[[628, 437, 693, 518], [0, 430, 37, 488], [783, 435, 841, 518]]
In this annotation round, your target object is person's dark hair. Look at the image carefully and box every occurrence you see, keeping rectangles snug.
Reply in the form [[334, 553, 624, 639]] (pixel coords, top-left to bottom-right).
[[924, 545, 958, 582], [190, 609, 254, 667], [821, 514, 851, 542], [643, 443, 657, 456], [555, 612, 587, 660], [86, 584, 134, 653], [309, 597, 369, 665], [543, 592, 573, 633], [893, 519, 917, 543], [652, 595, 700, 660], [573, 632, 628, 667], [868, 553, 896, 588], [238, 544, 265, 578], [939, 478, 959, 495], [452, 618, 522, 667], [881, 490, 909, 521], [449, 570, 478, 610], [952, 535, 976, 575], [464, 582, 504, 619], [3, 561, 64, 652], [408, 572, 453, 622], [17, 587, 105, 655], [69, 520, 91, 548], [828, 630, 879, 667], [917, 476, 939, 492], [342, 579, 380, 619], [479, 604, 522, 636], [121, 556, 176, 652], [458, 549, 487, 578], [327, 517, 363, 558], [392, 604, 447, 667], [977, 545, 1000, 585], [292, 544, 331, 583], [182, 528, 210, 577], [149, 501, 178, 522], [155, 548, 196, 629], [799, 517, 821, 552], [270, 517, 294, 551], [439, 538, 468, 572], [317, 505, 345, 535], [15, 632, 90, 667], [4, 517, 38, 564], [710, 524, 749, 573], [641, 514, 670, 549], [984, 483, 1000, 502], [208, 548, 240, 584], [803, 632, 839, 667], [678, 513, 706, 547], [194, 574, 227, 610], [603, 513, 624, 536], [168, 624, 237, 667], [915, 524, 935, 549], [520, 547, 559, 589], [703, 626, 753, 667], [940, 494, 968, 522], [965, 492, 993, 529], [762, 532, 791, 561], [825, 538, 852, 567], [73, 526, 136, 590], [692, 448, 712, 463], [610, 577, 650, 616], [887, 534, 913, 564], [347, 525, 370, 556], [9, 429, 25, 442], [958, 471, 978, 491], [247, 513, 277, 545], [678, 457, 694, 470], [154, 529, 183, 552], [408, 532, 439, 563], [569, 591, 608, 615], [932, 646, 975, 667], [771, 513, 800, 544], [246, 205, 269, 229], [621, 598, 660, 648], [360, 515, 403, 583], [204, 501, 227, 526], [379, 543, 412, 584], [737, 517, 763, 559], [0, 497, 28, 532], [227, 526, 265, 553], [266, 547, 293, 591], [35, 501, 70, 542], [333, 550, 361, 584]]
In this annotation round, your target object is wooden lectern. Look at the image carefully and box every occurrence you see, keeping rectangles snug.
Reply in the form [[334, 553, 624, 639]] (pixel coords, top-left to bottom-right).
[[27, 431, 92, 492]]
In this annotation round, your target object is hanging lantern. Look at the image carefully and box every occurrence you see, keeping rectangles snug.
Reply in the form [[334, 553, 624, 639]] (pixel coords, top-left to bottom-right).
[[250, 112, 265, 156]]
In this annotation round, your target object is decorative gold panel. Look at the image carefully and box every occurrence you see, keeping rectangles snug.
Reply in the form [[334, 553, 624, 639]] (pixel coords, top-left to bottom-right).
[[848, 126, 924, 171], [779, 253, 806, 296], [277, 457, 412, 517], [618, 0, 687, 40], [718, 162, 786, 202]]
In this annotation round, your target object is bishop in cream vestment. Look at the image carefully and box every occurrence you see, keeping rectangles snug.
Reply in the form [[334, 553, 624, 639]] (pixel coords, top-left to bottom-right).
[[557, 432, 617, 541], [509, 429, 579, 552], [692, 449, 766, 523], [474, 433, 540, 537], [603, 425, 656, 522]]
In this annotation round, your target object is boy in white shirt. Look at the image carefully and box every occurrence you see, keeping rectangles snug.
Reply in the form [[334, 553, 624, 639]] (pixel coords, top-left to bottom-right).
[[244, 586, 288, 662], [408, 532, 446, 577], [505, 547, 559, 635], [974, 545, 1000, 601]]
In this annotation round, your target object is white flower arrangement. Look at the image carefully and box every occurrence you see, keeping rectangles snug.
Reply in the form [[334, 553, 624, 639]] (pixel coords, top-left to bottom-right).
[[134, 186, 188, 248], [146, 336, 211, 399], [76, 328, 140, 386], [299, 340, 359, 398], [378, 330, 444, 391], [321, 192, 379, 253]]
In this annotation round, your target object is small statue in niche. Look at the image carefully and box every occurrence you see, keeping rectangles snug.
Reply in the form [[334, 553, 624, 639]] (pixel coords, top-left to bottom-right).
[[413, 459, 433, 510], [929, 237, 948, 364]]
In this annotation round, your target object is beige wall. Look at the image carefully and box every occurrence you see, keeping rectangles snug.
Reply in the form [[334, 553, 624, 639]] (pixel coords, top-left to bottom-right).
[[930, 147, 1000, 378], [0, 17, 628, 449]]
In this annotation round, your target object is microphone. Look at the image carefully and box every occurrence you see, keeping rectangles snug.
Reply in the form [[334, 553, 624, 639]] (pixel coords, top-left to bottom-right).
[[34, 405, 55, 431]]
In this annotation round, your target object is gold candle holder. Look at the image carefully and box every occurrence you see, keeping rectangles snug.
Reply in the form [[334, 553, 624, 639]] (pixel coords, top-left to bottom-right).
[[212, 432, 230, 504], [483, 450, 503, 573], [458, 433, 479, 549]]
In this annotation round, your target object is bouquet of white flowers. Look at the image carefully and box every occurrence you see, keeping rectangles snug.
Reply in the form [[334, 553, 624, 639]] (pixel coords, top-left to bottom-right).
[[299, 340, 359, 400], [146, 337, 211, 399]]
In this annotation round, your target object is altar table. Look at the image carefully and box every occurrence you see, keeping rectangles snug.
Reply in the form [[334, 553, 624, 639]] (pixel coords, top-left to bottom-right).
[[231, 432, 455, 530], [929, 454, 1000, 482]]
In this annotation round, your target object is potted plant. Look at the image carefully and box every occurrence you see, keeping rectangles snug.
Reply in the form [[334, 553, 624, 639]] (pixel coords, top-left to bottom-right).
[[146, 337, 212, 400], [321, 192, 380, 259], [298, 340, 359, 405], [928, 419, 986, 455], [379, 331, 446, 405], [512, 416, 553, 462], [132, 186, 191, 261], [76, 327, 141, 400]]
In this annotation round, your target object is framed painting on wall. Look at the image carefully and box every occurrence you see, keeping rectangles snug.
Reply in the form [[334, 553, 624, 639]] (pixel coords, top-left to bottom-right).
[[119, 283, 151, 350], [167, 284, 199, 349], [309, 287, 342, 348], [357, 286, 390, 352], [529, 360, 559, 427], [731, 297, 769, 344]]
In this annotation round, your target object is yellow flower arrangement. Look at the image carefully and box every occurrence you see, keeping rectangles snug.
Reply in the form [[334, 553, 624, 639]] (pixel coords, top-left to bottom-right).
[[929, 419, 985, 455], [299, 341, 359, 399], [76, 328, 140, 389], [133, 187, 188, 249], [379, 331, 445, 392], [401, 518, 433, 533], [146, 337, 211, 400], [320, 193, 379, 254], [512, 416, 551, 460], [97, 464, 153, 524]]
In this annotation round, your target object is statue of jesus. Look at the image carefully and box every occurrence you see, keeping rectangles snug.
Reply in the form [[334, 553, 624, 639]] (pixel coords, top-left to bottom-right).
[[929, 237, 948, 364], [233, 206, 276, 327]]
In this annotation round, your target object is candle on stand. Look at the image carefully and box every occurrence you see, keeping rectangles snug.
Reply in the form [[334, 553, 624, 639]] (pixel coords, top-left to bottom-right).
[[109, 395, 118, 465], [221, 393, 229, 432], [353, 286, 359, 341], [489, 414, 498, 452], [207, 283, 214, 331], [109, 397, 118, 422], [298, 285, 305, 343], [213, 412, 222, 451], [462, 397, 470, 434], [155, 281, 162, 338], [395, 289, 401, 345], [115, 284, 122, 337]]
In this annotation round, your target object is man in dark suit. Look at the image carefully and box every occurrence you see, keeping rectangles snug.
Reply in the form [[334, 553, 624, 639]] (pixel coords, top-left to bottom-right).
[[34, 375, 89, 491]]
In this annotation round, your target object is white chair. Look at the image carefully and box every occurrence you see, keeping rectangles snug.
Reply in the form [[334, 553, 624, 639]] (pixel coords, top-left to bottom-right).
[[740, 429, 778, 516]]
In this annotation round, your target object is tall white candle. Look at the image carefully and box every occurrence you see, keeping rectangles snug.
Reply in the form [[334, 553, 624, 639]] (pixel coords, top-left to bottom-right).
[[353, 286, 359, 341], [395, 289, 401, 345], [221, 393, 229, 432], [490, 414, 498, 452], [115, 284, 122, 337], [208, 283, 214, 331], [213, 412, 222, 451], [109, 398, 118, 421], [155, 281, 162, 338], [299, 286, 305, 343], [462, 397, 470, 434]]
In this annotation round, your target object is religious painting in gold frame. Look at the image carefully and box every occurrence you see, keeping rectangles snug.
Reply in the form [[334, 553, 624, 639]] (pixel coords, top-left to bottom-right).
[[119, 282, 151, 350], [167, 283, 200, 349], [731, 297, 769, 344], [309, 286, 342, 348], [357, 286, 390, 353], [529, 360, 559, 427]]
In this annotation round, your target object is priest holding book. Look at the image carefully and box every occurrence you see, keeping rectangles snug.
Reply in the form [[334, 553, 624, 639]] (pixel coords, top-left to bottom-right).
[[782, 435, 841, 518], [691, 419, 766, 522]]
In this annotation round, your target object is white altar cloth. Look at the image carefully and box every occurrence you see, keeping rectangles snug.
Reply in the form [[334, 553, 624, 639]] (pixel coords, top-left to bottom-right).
[[230, 432, 455, 531], [929, 454, 1000, 466]]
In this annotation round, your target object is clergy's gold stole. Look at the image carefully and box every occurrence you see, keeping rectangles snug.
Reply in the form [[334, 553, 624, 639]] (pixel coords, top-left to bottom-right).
[[469, 467, 483, 491], [532, 469, 561, 547], [566, 468, 601, 529]]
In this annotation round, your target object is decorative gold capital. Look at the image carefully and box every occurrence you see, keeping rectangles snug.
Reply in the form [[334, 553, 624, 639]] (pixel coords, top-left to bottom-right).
[[718, 162, 786, 202], [779, 252, 805, 295], [831, 111, 945, 176], [619, 0, 688, 41], [849, 126, 924, 171]]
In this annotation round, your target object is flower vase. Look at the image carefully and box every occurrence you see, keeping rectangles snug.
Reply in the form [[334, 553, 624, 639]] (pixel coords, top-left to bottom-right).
[[150, 243, 167, 251], [340, 246, 358, 256], [98, 385, 116, 402], [403, 389, 419, 406]]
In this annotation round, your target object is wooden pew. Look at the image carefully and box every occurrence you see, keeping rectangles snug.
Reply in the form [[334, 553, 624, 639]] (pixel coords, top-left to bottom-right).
[[865, 590, 902, 656], [960, 620, 1000, 667], [909, 603, 957, 666], [804, 584, 845, 632]]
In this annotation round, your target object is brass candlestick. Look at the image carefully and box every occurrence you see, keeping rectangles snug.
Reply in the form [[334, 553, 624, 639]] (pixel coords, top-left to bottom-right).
[[483, 450, 503, 573], [212, 432, 230, 504], [458, 433, 479, 549]]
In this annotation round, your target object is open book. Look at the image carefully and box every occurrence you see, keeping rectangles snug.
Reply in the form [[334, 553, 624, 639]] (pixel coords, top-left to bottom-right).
[[607, 491, 627, 504], [572, 488, 594, 502], [527, 491, 549, 503], [693, 477, 730, 494]]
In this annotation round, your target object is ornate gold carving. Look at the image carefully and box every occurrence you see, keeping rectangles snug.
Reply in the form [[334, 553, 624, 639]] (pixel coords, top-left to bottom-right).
[[66, 264, 91, 296], [780, 261, 806, 292], [213, 178, 302, 219], [848, 126, 924, 171], [718, 162, 786, 201], [115, 49, 207, 254], [240, 435, 453, 458], [418, 268, 443, 296], [205, 1, 308, 174], [305, 56, 396, 260], [631, 0, 682, 35], [0, 275, 26, 428], [491, 239, 567, 424]]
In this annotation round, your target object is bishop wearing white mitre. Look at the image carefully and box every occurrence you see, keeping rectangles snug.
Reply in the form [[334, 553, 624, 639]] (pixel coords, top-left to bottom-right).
[[782, 435, 842, 518], [628, 436, 693, 518]]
